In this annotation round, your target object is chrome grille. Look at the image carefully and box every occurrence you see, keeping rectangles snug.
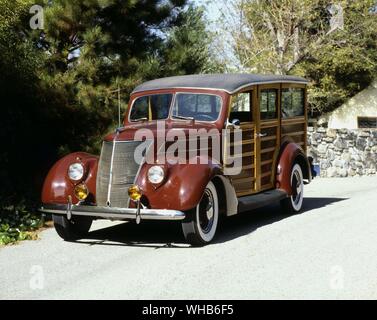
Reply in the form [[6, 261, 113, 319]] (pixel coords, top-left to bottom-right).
[[96, 140, 143, 208]]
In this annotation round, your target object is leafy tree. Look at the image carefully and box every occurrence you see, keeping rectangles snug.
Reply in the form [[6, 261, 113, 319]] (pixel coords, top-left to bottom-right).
[[0, 0, 218, 226], [293, 1, 377, 115], [217, 0, 377, 115], [39, 0, 220, 152], [162, 6, 224, 75]]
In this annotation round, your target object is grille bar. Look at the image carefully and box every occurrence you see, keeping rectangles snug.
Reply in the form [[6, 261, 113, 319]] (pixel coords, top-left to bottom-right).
[[96, 140, 144, 208]]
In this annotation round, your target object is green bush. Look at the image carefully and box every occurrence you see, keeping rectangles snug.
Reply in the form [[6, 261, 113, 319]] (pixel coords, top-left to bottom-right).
[[0, 207, 45, 245]]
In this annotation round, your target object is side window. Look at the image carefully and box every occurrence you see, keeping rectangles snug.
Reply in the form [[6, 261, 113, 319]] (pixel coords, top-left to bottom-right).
[[260, 89, 277, 120], [230, 92, 252, 122], [282, 88, 305, 118], [172, 94, 222, 122], [130, 96, 149, 120], [130, 94, 172, 121]]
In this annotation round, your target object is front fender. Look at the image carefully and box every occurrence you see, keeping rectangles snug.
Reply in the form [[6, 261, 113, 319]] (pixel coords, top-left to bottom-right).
[[276, 143, 311, 196], [135, 157, 222, 211], [41, 152, 98, 205]]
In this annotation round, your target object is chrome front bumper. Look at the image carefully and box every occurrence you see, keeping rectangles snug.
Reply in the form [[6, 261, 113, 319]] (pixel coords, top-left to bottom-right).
[[39, 204, 186, 221]]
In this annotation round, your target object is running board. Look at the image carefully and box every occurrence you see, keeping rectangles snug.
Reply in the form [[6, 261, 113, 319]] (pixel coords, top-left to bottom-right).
[[238, 189, 288, 213]]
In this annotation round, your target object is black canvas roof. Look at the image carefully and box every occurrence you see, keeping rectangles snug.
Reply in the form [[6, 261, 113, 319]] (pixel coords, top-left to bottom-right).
[[132, 73, 308, 94]]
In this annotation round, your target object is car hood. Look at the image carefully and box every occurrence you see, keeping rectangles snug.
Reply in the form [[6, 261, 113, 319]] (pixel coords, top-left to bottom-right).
[[104, 121, 221, 142]]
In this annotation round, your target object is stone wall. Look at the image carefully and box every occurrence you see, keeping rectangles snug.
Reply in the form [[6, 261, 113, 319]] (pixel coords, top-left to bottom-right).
[[307, 128, 377, 177]]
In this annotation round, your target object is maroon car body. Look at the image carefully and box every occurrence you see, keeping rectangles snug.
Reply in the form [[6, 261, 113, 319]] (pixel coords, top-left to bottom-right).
[[41, 74, 313, 246]]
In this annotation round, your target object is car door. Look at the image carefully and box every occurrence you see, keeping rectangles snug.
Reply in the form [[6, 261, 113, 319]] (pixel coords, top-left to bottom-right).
[[255, 84, 281, 192], [225, 89, 257, 197]]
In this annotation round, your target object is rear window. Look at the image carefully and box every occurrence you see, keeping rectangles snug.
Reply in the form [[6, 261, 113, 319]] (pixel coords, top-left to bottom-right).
[[282, 88, 305, 118]]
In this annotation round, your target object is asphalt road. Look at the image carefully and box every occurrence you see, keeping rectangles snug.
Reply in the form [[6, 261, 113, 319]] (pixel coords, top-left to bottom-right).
[[1, 177, 377, 300]]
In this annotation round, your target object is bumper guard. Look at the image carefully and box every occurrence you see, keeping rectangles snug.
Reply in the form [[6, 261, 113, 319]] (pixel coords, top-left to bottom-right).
[[39, 204, 186, 222]]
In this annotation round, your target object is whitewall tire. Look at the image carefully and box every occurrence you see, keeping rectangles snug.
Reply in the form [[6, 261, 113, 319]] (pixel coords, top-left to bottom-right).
[[281, 163, 304, 214], [182, 181, 219, 246]]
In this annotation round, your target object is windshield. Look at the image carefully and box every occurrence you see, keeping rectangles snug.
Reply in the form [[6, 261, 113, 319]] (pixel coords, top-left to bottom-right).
[[130, 94, 173, 121], [129, 93, 222, 122], [172, 93, 222, 122]]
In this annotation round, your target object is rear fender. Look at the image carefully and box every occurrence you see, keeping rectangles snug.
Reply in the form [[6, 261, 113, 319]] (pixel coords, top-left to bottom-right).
[[276, 143, 311, 196]]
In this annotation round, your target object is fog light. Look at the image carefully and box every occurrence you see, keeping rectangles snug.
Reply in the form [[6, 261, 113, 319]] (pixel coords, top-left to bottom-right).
[[74, 183, 89, 201], [128, 185, 142, 202]]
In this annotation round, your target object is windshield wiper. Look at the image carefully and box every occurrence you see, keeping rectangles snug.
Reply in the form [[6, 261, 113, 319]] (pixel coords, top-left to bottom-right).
[[172, 115, 194, 121], [132, 117, 148, 122]]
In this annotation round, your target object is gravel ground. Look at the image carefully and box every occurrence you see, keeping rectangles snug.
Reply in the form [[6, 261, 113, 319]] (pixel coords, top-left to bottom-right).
[[1, 177, 377, 300]]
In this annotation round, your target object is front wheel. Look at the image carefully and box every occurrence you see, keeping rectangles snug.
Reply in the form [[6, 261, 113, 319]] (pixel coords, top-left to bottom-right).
[[182, 181, 219, 246], [53, 214, 92, 241], [281, 163, 304, 214]]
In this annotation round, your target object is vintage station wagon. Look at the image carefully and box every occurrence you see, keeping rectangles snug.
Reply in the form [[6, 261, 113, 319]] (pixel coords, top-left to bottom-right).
[[41, 74, 315, 246]]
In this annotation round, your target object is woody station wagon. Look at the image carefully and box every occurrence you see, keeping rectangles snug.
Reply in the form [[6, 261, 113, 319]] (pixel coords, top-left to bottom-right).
[[40, 74, 315, 246]]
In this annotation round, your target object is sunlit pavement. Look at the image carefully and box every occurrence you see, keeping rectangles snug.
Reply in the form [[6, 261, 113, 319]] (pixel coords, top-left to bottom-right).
[[1, 176, 377, 300]]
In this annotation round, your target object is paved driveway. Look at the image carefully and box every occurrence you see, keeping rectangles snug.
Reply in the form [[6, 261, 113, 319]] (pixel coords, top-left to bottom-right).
[[1, 177, 377, 299]]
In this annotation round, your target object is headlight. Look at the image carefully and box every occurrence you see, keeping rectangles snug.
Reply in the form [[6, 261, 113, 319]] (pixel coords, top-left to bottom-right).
[[68, 163, 84, 181], [148, 166, 164, 184]]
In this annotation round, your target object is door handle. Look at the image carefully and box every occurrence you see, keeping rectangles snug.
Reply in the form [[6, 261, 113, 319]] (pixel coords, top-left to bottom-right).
[[256, 133, 268, 138]]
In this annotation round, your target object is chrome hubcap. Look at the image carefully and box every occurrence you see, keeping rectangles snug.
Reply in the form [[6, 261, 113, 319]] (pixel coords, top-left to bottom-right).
[[199, 189, 214, 234], [292, 170, 303, 205]]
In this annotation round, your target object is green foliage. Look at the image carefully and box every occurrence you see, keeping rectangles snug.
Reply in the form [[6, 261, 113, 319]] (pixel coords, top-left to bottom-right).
[[229, 0, 377, 115], [162, 6, 224, 75], [292, 0, 377, 115], [0, 0, 218, 243], [0, 207, 44, 245]]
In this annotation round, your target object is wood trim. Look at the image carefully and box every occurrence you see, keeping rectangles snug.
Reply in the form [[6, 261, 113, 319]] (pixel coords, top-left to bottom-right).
[[238, 86, 256, 94], [231, 151, 255, 161], [281, 83, 306, 89], [254, 87, 261, 191], [261, 120, 279, 128], [304, 85, 308, 153], [275, 83, 281, 186], [259, 83, 282, 90], [260, 184, 274, 191], [281, 116, 306, 124], [239, 123, 255, 129], [282, 131, 305, 137], [233, 176, 256, 184], [230, 139, 254, 147], [261, 159, 273, 166], [261, 147, 276, 154], [261, 135, 277, 142], [261, 172, 272, 178], [236, 189, 255, 197]]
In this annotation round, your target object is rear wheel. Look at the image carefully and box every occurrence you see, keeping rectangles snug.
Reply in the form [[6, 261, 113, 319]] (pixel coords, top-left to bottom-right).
[[182, 181, 219, 246], [281, 163, 304, 214], [53, 214, 92, 241]]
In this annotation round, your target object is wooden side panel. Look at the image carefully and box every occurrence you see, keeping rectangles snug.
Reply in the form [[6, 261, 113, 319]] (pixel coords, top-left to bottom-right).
[[281, 117, 306, 147], [260, 120, 279, 190], [227, 123, 256, 197]]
